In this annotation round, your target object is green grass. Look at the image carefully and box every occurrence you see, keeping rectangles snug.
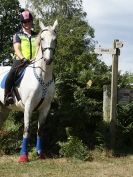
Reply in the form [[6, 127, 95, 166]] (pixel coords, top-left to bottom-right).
[[1, 151, 133, 177]]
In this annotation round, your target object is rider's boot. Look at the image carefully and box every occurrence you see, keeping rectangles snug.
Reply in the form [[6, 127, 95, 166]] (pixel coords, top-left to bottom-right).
[[4, 89, 14, 106], [4, 70, 15, 106]]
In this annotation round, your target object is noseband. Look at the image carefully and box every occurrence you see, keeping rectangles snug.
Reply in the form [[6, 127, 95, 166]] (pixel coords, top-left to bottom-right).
[[42, 47, 55, 52]]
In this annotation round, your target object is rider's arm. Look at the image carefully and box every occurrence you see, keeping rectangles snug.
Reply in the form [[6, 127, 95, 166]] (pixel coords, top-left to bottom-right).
[[13, 42, 24, 60], [13, 33, 25, 60]]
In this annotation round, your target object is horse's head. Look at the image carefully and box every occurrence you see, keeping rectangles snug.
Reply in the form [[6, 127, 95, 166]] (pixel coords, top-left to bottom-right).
[[38, 20, 58, 65]]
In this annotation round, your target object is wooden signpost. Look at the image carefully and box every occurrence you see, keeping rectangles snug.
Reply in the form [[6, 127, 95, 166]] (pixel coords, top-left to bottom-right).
[[95, 39, 123, 150]]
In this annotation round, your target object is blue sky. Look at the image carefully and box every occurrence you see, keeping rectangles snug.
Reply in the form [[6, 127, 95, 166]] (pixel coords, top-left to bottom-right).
[[83, 0, 133, 73], [19, 0, 133, 73]]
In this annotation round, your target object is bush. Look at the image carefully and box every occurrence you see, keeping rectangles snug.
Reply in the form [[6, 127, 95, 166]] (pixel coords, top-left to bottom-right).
[[116, 103, 133, 153], [58, 127, 91, 161], [0, 111, 23, 155]]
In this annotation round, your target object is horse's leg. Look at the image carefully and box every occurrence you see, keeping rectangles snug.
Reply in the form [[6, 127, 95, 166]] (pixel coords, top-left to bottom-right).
[[18, 102, 33, 162], [36, 104, 51, 159]]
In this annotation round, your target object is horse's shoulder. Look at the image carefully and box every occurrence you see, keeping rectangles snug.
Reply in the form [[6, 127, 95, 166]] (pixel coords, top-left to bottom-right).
[[24, 64, 34, 74]]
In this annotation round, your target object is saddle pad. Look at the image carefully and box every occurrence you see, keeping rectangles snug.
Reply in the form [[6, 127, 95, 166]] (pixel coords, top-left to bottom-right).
[[0, 71, 9, 89]]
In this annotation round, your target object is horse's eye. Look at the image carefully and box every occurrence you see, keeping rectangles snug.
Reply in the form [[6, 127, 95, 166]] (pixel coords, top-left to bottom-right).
[[41, 38, 44, 41]]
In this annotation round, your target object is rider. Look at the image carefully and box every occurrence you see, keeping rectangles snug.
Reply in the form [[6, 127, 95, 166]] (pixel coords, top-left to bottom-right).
[[4, 10, 37, 106]]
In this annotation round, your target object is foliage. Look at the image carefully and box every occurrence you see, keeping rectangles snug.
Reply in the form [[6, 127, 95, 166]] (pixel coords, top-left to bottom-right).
[[116, 103, 133, 152], [118, 71, 133, 88], [58, 127, 90, 160], [29, 147, 38, 160], [27, 0, 84, 20], [0, 0, 22, 63], [0, 111, 23, 155]]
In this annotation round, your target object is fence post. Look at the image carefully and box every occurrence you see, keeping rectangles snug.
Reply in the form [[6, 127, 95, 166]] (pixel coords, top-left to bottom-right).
[[103, 85, 111, 122]]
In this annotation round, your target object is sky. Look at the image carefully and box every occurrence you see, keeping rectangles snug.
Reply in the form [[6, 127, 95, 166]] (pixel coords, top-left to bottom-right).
[[19, 0, 133, 73], [83, 0, 133, 73]]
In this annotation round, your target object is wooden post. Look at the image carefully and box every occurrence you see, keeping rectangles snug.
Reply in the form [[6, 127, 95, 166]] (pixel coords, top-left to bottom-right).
[[110, 39, 120, 150], [103, 85, 111, 122]]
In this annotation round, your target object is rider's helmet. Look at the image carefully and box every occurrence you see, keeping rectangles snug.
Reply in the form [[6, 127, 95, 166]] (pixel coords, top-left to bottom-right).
[[20, 10, 33, 23]]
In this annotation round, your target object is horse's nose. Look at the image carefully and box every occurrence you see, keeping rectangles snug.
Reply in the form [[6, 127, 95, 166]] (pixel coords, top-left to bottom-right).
[[45, 58, 53, 65]]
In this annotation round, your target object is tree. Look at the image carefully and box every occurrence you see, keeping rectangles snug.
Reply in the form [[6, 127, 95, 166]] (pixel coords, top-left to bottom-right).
[[0, 0, 22, 63], [118, 72, 133, 88]]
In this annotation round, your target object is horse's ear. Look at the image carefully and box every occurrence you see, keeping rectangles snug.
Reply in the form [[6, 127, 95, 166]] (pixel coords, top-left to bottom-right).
[[53, 20, 58, 31], [39, 21, 45, 30]]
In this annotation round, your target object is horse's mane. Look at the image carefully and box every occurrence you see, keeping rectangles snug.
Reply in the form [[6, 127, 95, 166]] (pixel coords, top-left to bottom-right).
[[36, 33, 41, 48]]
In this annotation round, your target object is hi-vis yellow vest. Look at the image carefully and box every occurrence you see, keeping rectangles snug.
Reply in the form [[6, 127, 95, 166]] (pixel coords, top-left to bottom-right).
[[13, 30, 37, 60]]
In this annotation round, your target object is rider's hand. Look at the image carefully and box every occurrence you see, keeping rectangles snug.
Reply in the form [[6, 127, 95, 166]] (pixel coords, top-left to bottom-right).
[[21, 58, 30, 64]]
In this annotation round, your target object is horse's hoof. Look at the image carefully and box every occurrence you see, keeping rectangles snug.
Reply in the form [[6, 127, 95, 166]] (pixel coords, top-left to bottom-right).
[[18, 155, 29, 162]]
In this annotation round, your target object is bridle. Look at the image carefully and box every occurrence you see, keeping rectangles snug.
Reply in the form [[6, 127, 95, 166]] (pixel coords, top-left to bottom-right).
[[42, 47, 55, 53], [40, 29, 56, 65], [32, 28, 56, 108]]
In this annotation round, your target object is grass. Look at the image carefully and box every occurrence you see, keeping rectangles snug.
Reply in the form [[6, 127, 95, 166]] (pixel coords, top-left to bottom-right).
[[1, 151, 133, 177]]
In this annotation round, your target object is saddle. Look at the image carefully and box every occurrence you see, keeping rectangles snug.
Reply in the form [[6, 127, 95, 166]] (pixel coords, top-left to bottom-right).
[[13, 65, 27, 102]]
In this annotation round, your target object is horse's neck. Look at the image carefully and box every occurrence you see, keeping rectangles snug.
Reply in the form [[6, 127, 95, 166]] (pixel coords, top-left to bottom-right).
[[34, 46, 53, 81]]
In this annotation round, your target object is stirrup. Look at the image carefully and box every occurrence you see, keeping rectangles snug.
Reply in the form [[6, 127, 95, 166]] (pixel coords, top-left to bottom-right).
[[5, 96, 14, 106]]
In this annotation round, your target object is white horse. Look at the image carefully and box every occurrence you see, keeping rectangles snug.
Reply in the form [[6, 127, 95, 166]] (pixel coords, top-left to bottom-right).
[[0, 20, 58, 162]]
